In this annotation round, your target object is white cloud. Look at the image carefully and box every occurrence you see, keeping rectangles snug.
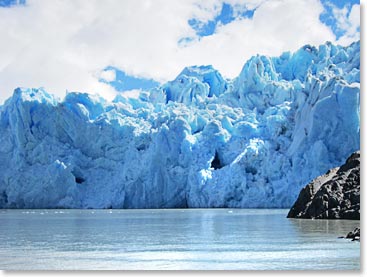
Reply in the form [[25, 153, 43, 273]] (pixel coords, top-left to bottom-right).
[[120, 89, 142, 99], [0, 0, 356, 104], [99, 69, 116, 82], [177, 0, 336, 77], [333, 4, 360, 45]]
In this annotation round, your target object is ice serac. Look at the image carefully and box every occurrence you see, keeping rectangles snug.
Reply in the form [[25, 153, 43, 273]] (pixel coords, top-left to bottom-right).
[[0, 41, 360, 208]]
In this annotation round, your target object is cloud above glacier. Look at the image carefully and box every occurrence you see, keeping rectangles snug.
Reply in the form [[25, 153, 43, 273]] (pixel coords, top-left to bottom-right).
[[0, 0, 360, 103]]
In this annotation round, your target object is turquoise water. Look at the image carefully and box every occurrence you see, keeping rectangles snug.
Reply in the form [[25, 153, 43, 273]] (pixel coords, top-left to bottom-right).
[[0, 209, 360, 270]]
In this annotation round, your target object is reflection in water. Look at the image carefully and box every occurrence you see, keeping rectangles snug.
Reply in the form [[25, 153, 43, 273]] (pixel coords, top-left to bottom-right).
[[0, 209, 360, 270], [288, 217, 358, 237]]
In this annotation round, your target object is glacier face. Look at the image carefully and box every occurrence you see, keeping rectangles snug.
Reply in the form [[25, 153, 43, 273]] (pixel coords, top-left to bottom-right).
[[0, 41, 360, 208]]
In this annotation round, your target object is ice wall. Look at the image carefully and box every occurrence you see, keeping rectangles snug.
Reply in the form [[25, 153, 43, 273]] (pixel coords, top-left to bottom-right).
[[0, 41, 360, 208]]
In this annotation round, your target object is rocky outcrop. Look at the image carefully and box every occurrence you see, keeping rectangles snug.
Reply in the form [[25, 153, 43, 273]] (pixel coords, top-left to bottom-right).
[[346, 228, 360, 241], [287, 151, 360, 220], [339, 228, 360, 241]]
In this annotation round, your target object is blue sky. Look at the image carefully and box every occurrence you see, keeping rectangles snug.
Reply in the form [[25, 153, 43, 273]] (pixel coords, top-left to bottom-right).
[[0, 0, 360, 102], [100, 66, 160, 92], [320, 0, 360, 39], [187, 0, 360, 40], [0, 0, 25, 7], [188, 3, 256, 37]]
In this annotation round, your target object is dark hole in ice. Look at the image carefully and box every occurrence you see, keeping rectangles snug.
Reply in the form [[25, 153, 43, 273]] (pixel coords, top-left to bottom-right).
[[75, 177, 85, 184], [211, 151, 223, 170], [136, 144, 147, 151], [1, 190, 8, 204], [245, 166, 257, 175]]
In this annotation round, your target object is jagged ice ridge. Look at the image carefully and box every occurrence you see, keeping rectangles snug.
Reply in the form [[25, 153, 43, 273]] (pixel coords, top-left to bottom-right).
[[0, 41, 360, 208]]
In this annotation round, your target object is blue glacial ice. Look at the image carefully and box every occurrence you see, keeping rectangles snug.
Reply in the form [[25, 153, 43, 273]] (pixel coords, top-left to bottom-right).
[[0, 41, 360, 208]]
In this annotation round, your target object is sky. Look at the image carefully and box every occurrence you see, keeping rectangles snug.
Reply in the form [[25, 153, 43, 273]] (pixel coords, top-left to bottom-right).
[[0, 0, 361, 103]]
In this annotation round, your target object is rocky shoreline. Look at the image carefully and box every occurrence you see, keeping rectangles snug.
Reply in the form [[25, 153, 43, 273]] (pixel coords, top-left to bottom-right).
[[287, 151, 360, 220], [287, 151, 360, 241]]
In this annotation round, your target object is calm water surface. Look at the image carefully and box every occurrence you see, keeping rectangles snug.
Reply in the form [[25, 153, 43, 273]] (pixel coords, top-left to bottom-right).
[[0, 209, 360, 270]]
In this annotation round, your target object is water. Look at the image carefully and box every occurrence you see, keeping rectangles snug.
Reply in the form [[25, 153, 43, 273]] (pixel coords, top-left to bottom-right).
[[0, 209, 360, 270]]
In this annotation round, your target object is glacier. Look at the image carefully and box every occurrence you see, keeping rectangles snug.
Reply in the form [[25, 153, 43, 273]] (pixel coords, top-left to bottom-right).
[[0, 41, 360, 208]]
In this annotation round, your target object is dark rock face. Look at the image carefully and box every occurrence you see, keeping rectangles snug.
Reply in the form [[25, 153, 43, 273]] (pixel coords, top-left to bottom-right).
[[287, 151, 360, 220]]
